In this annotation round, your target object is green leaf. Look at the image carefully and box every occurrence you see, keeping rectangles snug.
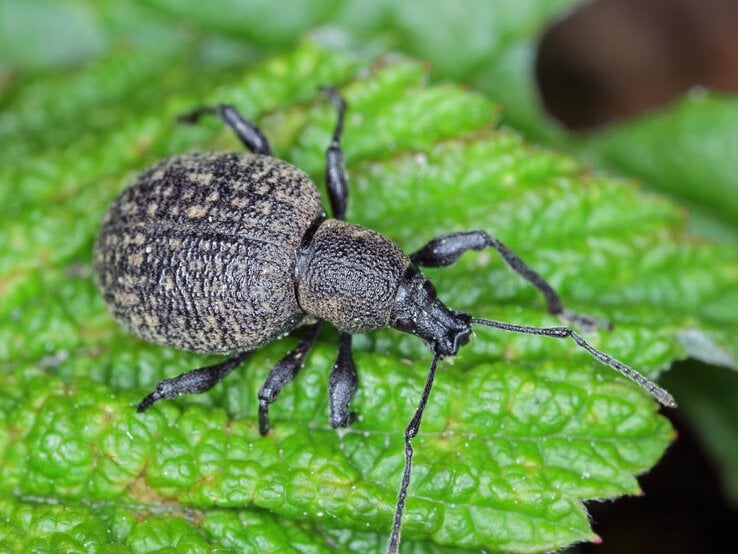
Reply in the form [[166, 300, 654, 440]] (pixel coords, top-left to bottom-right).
[[579, 93, 738, 243], [0, 0, 104, 70], [2, 40, 737, 552], [431, 2, 738, 500], [455, 3, 738, 246]]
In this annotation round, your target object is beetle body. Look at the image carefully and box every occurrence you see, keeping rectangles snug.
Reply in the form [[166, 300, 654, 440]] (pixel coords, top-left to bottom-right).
[[94, 152, 323, 352], [93, 92, 674, 554], [94, 151, 417, 353]]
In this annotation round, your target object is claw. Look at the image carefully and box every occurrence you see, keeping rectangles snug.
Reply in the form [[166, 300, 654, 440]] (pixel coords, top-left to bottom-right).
[[559, 309, 612, 332]]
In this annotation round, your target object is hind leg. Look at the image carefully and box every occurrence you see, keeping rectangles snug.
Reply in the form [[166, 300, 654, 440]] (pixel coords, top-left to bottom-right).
[[137, 352, 250, 412], [177, 104, 272, 155]]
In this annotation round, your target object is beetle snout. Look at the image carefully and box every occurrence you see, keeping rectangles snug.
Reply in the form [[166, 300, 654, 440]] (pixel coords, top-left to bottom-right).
[[455, 326, 471, 349], [435, 311, 472, 357]]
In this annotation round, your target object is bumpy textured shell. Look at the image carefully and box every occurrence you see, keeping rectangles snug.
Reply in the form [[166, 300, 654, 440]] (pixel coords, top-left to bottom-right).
[[297, 219, 410, 334], [93, 152, 325, 353]]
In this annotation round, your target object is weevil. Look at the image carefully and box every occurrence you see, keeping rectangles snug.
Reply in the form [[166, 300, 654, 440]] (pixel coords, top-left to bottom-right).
[[93, 88, 676, 553]]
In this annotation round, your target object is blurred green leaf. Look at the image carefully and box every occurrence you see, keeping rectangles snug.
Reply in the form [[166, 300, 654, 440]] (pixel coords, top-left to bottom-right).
[[579, 93, 738, 243], [0, 0, 105, 70], [2, 39, 737, 552], [461, 3, 738, 246]]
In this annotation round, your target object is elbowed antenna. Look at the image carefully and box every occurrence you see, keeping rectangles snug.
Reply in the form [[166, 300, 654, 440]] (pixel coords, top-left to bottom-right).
[[471, 317, 677, 408], [387, 315, 676, 554], [387, 352, 442, 554]]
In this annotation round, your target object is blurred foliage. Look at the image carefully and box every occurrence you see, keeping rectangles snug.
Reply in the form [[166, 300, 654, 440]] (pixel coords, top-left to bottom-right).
[[1, 0, 737, 552], [4, 0, 735, 239]]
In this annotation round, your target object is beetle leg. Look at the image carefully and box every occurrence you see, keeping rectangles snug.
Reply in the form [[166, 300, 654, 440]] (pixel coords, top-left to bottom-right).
[[258, 323, 321, 435], [177, 104, 272, 156], [410, 230, 610, 331], [321, 87, 349, 220], [137, 352, 250, 412], [318, 89, 360, 427], [329, 332, 358, 428]]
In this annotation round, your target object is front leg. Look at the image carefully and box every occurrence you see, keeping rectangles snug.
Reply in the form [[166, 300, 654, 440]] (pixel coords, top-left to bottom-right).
[[329, 333, 358, 428], [410, 230, 609, 330], [320, 86, 349, 221]]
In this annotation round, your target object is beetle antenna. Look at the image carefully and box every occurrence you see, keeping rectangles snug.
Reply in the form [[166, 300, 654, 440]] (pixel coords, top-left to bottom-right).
[[471, 318, 676, 408], [387, 351, 442, 554]]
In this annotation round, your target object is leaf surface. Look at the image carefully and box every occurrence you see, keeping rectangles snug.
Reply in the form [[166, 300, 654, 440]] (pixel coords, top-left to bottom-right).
[[2, 41, 737, 552]]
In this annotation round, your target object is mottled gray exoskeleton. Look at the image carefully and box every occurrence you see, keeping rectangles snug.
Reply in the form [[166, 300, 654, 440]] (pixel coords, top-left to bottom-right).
[[93, 88, 676, 554]]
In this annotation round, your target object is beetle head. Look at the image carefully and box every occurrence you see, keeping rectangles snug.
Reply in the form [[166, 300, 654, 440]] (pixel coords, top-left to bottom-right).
[[390, 266, 472, 357]]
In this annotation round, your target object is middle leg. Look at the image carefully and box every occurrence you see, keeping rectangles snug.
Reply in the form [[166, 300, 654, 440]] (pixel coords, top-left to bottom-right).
[[258, 323, 322, 435]]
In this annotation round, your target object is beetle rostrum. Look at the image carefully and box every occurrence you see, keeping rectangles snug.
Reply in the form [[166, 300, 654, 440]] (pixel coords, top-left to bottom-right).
[[93, 88, 676, 554]]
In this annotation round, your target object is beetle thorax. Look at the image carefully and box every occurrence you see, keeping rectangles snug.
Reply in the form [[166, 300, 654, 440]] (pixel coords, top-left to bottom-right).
[[296, 219, 410, 334], [296, 220, 471, 356]]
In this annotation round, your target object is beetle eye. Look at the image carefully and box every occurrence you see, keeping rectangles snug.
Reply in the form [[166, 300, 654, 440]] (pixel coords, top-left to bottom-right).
[[392, 317, 416, 334], [422, 280, 437, 299]]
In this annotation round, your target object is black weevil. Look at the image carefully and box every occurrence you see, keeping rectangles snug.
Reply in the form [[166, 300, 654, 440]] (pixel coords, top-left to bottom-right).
[[93, 88, 676, 553]]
